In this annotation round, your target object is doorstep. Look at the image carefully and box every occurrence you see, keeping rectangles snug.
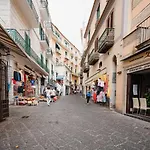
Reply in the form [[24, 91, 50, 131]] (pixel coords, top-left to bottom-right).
[[125, 113, 150, 123]]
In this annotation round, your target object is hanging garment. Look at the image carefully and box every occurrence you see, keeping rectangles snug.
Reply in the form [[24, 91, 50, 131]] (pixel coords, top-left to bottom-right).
[[18, 72, 21, 81], [14, 71, 18, 81], [18, 86, 24, 93], [102, 92, 106, 103], [93, 92, 97, 103], [14, 71, 21, 81]]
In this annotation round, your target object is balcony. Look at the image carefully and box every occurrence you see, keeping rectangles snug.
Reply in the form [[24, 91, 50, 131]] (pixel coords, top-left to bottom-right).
[[40, 34, 49, 49], [83, 62, 89, 73], [88, 49, 99, 65], [98, 28, 114, 53], [72, 72, 79, 77], [6, 29, 49, 73], [46, 48, 53, 58], [40, 0, 50, 21], [80, 70, 83, 79], [136, 16, 150, 50], [123, 16, 150, 59], [71, 59, 74, 64], [13, 0, 39, 27], [56, 48, 61, 54]]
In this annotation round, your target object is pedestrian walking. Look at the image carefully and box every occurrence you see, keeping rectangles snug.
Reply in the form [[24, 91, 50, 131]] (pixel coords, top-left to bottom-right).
[[51, 88, 56, 102], [86, 89, 91, 104], [45, 86, 52, 106]]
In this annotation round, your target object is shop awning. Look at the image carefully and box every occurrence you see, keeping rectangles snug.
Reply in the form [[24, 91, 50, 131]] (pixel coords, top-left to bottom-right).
[[0, 25, 26, 57], [56, 75, 64, 80], [0, 24, 48, 76]]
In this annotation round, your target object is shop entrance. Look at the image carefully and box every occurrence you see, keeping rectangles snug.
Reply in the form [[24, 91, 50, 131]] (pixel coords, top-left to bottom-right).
[[126, 69, 150, 116], [0, 59, 9, 122]]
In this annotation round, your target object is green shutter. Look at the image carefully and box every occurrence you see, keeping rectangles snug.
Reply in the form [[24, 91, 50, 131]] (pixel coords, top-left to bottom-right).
[[25, 32, 31, 56]]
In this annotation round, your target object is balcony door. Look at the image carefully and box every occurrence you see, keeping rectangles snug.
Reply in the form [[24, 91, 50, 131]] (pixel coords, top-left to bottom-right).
[[107, 11, 114, 28], [25, 32, 31, 55]]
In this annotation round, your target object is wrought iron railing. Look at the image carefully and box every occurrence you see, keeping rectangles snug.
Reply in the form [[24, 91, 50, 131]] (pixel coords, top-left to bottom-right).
[[26, 0, 39, 23], [136, 16, 150, 46], [88, 49, 95, 60], [83, 62, 89, 71], [98, 28, 114, 49], [6, 29, 49, 73], [40, 33, 49, 47]]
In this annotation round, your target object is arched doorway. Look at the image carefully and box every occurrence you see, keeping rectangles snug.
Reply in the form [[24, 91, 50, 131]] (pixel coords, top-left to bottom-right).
[[111, 55, 117, 108]]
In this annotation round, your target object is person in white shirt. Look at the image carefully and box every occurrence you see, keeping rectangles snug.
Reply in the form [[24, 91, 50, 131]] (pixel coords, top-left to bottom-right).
[[97, 78, 104, 95], [45, 86, 52, 106], [56, 82, 61, 96]]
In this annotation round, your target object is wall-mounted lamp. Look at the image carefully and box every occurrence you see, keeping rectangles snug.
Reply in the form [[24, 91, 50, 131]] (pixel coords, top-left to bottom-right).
[[117, 71, 122, 75]]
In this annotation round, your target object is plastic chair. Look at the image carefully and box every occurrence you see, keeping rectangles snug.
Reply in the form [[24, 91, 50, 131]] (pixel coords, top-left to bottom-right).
[[139, 98, 150, 115], [132, 98, 140, 114]]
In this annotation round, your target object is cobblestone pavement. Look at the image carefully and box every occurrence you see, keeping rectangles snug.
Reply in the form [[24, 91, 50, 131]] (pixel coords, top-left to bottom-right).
[[0, 95, 150, 150]]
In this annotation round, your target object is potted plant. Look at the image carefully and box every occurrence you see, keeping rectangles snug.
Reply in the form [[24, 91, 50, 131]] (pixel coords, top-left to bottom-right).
[[145, 92, 150, 107]]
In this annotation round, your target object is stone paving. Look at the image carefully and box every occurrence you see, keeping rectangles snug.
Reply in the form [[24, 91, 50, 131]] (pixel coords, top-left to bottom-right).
[[0, 95, 150, 150]]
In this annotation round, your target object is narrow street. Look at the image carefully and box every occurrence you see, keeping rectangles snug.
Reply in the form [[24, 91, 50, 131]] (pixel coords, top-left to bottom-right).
[[0, 95, 150, 150]]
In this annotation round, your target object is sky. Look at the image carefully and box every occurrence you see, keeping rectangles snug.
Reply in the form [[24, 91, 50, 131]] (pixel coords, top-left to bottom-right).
[[48, 0, 94, 51]]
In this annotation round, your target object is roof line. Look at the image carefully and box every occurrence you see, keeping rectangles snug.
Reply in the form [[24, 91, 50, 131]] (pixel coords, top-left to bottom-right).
[[84, 0, 97, 38], [51, 22, 81, 53]]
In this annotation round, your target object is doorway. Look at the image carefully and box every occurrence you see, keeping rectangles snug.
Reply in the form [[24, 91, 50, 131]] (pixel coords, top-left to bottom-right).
[[111, 55, 117, 108], [126, 69, 150, 115], [0, 59, 9, 121]]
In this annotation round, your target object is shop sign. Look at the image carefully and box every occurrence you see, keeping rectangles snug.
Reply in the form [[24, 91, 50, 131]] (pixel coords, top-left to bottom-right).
[[127, 63, 150, 73], [129, 51, 150, 62]]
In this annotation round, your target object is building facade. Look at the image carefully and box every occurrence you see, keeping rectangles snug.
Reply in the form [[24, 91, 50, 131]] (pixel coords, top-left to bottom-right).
[[81, 0, 150, 117], [81, 0, 127, 110], [0, 0, 52, 103], [50, 23, 81, 95], [121, 0, 150, 116]]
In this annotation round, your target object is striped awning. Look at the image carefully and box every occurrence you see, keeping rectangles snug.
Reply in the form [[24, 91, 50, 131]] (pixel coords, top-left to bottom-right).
[[0, 25, 26, 57]]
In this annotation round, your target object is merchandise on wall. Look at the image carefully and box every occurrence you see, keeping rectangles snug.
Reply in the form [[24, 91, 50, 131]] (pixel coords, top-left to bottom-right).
[[12, 70, 39, 106]]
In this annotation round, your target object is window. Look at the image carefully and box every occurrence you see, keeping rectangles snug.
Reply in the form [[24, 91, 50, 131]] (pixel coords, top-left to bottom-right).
[[71, 67, 73, 71], [55, 31, 61, 40], [66, 71, 68, 76], [51, 64, 53, 71], [65, 51, 67, 56], [56, 72, 58, 77], [46, 59, 48, 68], [88, 30, 90, 41], [39, 24, 45, 40], [71, 56, 73, 59], [87, 71, 89, 78], [107, 11, 114, 28], [41, 54, 43, 64], [64, 40, 69, 48], [132, 0, 142, 9], [99, 61, 102, 68], [56, 58, 59, 63], [95, 38, 99, 51], [55, 43, 60, 50], [75, 69, 77, 73], [97, 4, 100, 20]]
